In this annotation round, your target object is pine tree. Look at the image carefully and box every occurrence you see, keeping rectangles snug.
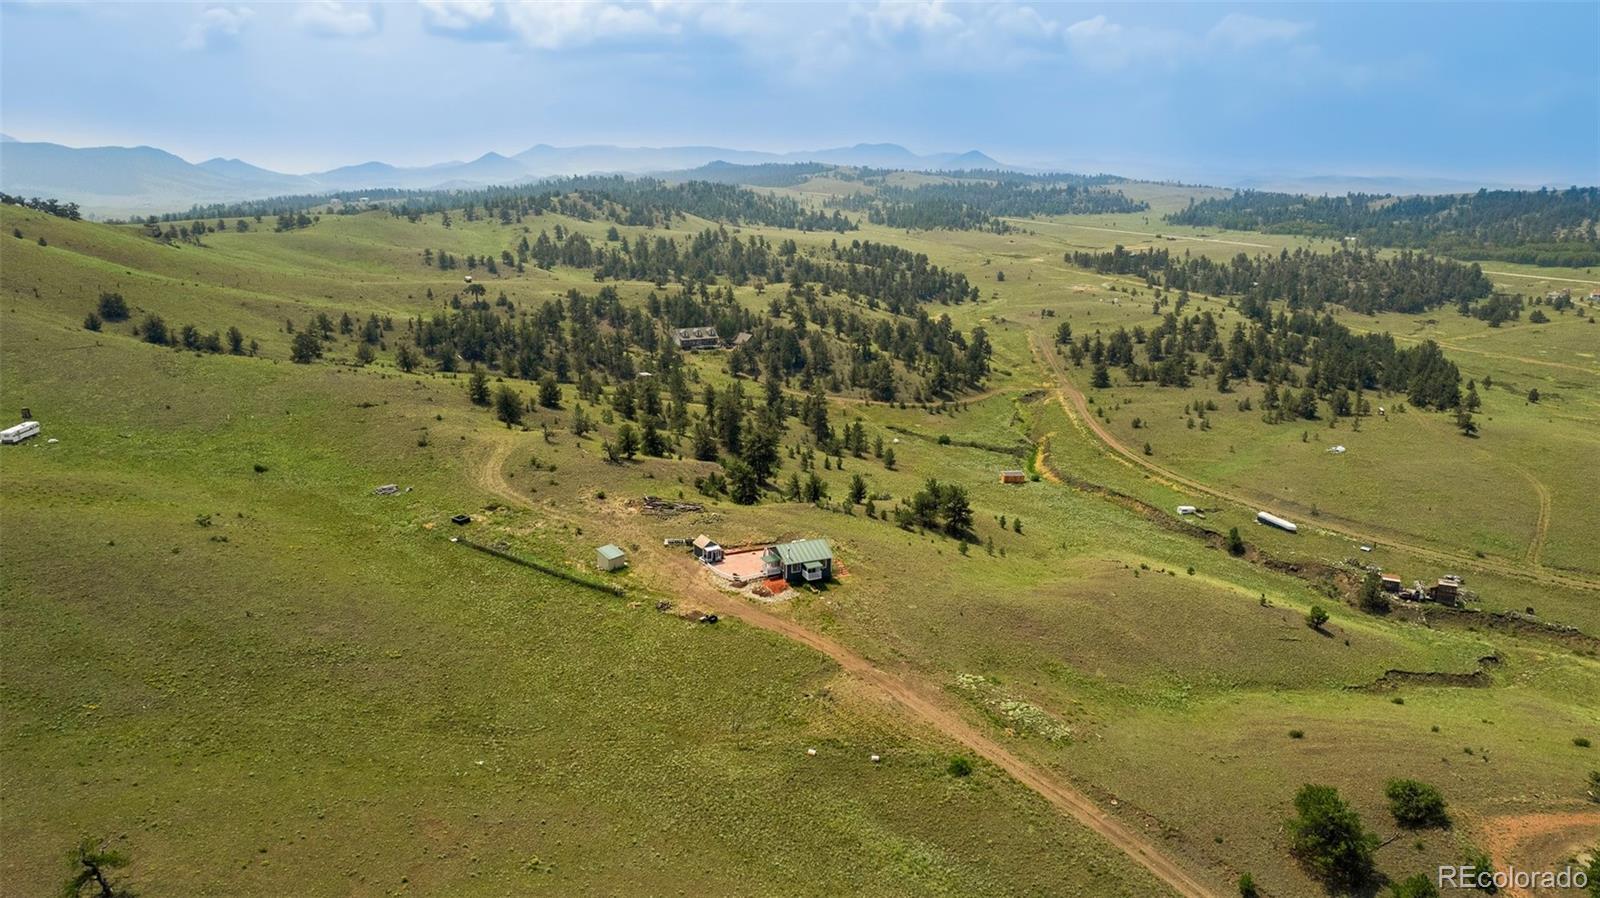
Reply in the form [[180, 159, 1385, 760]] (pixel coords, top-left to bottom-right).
[[538, 374, 562, 409], [570, 404, 593, 437], [468, 368, 491, 406], [616, 422, 639, 458], [691, 419, 719, 461], [725, 457, 760, 504], [494, 385, 523, 428], [641, 420, 667, 457]]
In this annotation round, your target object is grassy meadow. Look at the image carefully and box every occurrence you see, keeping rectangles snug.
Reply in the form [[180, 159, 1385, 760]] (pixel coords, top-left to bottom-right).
[[3, 190, 1599, 898]]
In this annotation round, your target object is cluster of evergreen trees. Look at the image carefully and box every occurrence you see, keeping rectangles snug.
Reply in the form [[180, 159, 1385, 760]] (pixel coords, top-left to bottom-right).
[[1067, 245, 1493, 314], [892, 478, 975, 537], [166, 189, 411, 223], [1063, 297, 1466, 414], [379, 177, 856, 233], [86, 289, 258, 357], [830, 178, 1147, 231], [403, 279, 988, 404], [1168, 187, 1600, 267], [139, 215, 264, 245], [168, 176, 856, 232], [669, 161, 836, 188], [0, 193, 81, 220], [462, 330, 906, 509], [478, 224, 977, 314]]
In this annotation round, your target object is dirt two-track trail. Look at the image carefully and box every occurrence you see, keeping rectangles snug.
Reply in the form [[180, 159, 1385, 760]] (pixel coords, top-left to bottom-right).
[[1028, 333, 1600, 596], [473, 441, 1219, 898]]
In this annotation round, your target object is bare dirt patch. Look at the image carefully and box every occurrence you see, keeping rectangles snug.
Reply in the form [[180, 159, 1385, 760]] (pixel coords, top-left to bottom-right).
[[1478, 810, 1600, 897]]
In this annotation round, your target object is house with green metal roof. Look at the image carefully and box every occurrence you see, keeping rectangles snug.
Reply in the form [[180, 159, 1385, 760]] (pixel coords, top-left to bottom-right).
[[762, 538, 833, 583]]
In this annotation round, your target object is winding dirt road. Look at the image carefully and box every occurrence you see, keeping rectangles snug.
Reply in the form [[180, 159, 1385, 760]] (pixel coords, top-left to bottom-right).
[[1028, 333, 1600, 595], [1517, 468, 1553, 568], [471, 437, 1218, 898]]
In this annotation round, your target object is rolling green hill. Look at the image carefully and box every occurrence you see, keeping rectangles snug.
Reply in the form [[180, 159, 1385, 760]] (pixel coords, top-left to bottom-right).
[[4, 192, 1598, 898]]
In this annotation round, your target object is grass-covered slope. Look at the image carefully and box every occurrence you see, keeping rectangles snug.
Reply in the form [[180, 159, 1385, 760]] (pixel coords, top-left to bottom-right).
[[5, 197, 1599, 898], [0, 207, 1174, 897]]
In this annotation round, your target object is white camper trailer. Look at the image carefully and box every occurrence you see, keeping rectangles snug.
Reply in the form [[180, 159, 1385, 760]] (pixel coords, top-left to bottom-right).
[[0, 421, 40, 444]]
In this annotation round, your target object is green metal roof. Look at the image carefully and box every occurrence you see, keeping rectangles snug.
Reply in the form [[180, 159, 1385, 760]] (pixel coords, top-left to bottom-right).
[[771, 539, 832, 566], [597, 544, 626, 560]]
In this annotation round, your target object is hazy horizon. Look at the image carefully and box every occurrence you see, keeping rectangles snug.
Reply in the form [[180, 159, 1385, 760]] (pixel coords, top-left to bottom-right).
[[3, 1, 1596, 187]]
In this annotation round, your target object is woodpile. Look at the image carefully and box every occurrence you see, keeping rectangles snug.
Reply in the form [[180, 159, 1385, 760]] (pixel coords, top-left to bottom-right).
[[632, 496, 704, 514]]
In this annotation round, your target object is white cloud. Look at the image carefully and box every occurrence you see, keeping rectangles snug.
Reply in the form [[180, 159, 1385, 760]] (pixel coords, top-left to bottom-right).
[[1063, 14, 1154, 70], [293, 1, 381, 38], [988, 4, 1060, 41], [181, 5, 253, 51], [403, 2, 1318, 80], [1065, 13, 1121, 42], [1207, 13, 1312, 49], [419, 0, 498, 33], [843, 2, 1069, 73], [503, 1, 677, 50], [863, 1, 965, 39], [1063, 10, 1313, 71]]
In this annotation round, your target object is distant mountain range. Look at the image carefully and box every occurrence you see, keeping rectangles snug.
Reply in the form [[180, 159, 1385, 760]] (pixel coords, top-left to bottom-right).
[[0, 137, 1005, 217]]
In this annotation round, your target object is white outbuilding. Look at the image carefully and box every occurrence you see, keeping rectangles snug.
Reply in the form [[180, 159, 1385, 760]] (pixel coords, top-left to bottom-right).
[[596, 544, 628, 571]]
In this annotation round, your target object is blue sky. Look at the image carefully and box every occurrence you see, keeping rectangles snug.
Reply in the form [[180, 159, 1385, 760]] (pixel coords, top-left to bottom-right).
[[1, 1, 1596, 185]]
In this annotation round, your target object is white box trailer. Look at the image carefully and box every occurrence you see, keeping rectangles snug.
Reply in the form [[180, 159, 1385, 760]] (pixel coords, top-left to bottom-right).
[[0, 421, 40, 444], [1256, 511, 1298, 533]]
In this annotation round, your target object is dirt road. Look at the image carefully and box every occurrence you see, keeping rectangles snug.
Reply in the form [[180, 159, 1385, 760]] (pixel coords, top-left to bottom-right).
[[471, 437, 1219, 898], [1029, 333, 1600, 595], [678, 564, 1217, 897], [1517, 468, 1553, 568]]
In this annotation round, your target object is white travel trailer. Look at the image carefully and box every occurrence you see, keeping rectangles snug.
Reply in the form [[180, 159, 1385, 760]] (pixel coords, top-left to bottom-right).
[[0, 421, 40, 444], [1256, 511, 1298, 533]]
